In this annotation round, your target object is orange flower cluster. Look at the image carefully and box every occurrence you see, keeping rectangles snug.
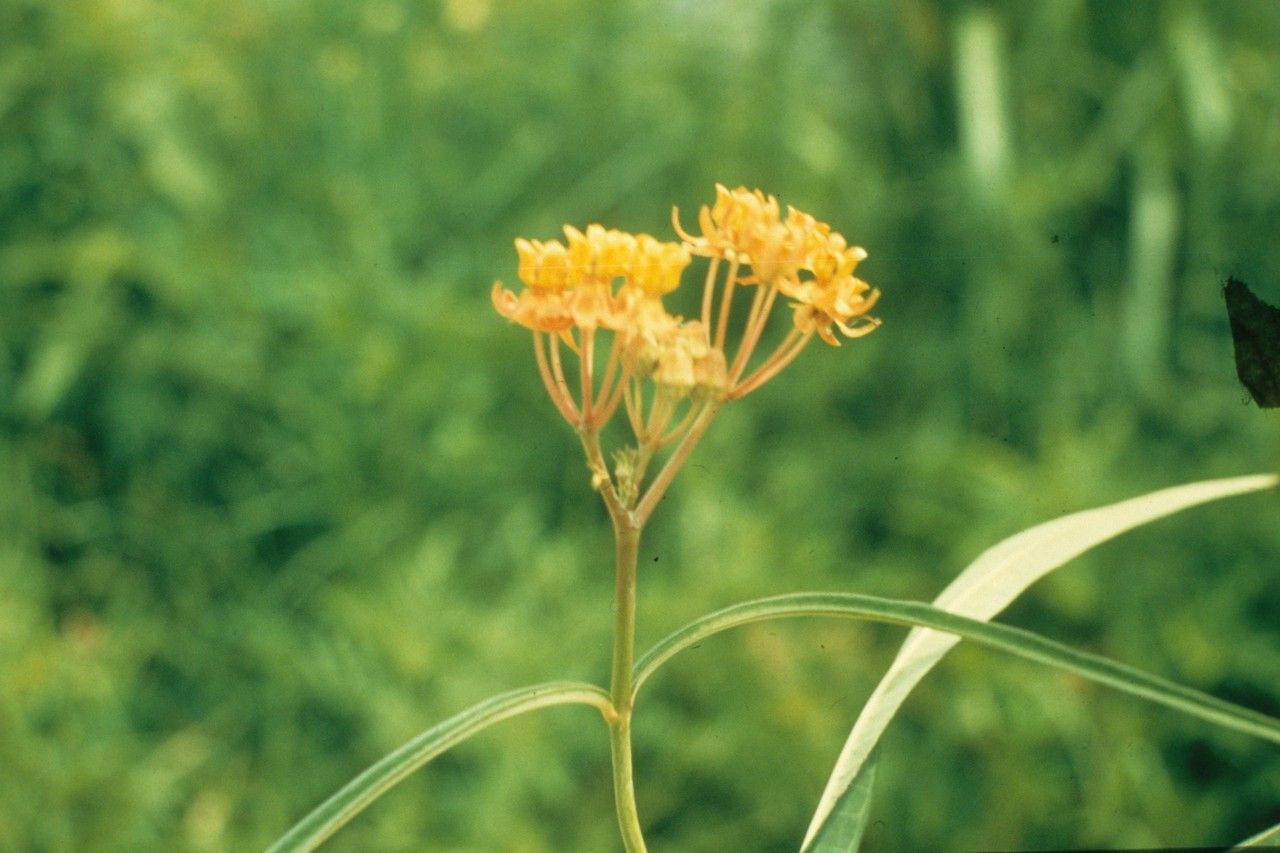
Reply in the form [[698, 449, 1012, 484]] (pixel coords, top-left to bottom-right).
[[491, 186, 881, 462], [492, 223, 725, 415], [493, 226, 689, 333], [673, 185, 880, 347]]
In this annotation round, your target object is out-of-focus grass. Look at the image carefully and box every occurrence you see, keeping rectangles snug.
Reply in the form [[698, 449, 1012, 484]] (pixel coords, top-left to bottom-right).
[[2, 0, 1279, 849]]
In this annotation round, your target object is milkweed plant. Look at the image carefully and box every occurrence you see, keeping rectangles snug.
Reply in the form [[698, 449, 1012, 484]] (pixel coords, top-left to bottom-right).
[[271, 186, 1280, 851]]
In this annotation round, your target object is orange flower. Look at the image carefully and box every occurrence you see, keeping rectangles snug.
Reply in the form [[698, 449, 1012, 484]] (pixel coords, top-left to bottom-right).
[[628, 235, 690, 296], [672, 184, 782, 265], [516, 237, 571, 290], [491, 282, 575, 332], [654, 322, 727, 394], [622, 300, 726, 395], [492, 237, 578, 332], [786, 238, 881, 346], [564, 225, 633, 284]]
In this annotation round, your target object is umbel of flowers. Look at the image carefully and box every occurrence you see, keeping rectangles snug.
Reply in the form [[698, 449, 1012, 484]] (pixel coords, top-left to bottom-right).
[[492, 185, 880, 520]]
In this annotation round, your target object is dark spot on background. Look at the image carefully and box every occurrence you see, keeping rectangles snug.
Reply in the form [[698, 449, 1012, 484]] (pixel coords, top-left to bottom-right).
[[1224, 277, 1280, 408]]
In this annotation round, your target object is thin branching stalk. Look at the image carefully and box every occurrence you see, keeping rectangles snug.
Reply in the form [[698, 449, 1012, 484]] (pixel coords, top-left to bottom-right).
[[534, 331, 579, 423], [581, 428, 625, 518], [730, 329, 814, 399], [658, 400, 702, 447], [713, 259, 741, 350], [596, 336, 626, 423], [580, 326, 596, 426], [634, 401, 719, 526], [700, 256, 721, 336], [624, 377, 645, 438], [729, 285, 779, 384], [548, 333, 579, 418]]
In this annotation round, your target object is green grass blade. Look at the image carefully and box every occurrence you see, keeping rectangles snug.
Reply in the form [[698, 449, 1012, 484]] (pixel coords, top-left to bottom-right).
[[1233, 819, 1280, 849], [268, 681, 612, 852], [803, 473, 1278, 849], [808, 751, 878, 852], [632, 591, 1280, 746]]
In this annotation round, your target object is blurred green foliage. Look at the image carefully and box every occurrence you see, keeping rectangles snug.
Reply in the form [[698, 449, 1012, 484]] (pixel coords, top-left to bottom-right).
[[3, 0, 1280, 849]]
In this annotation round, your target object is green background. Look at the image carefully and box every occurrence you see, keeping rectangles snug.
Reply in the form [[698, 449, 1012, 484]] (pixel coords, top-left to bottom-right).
[[3, 0, 1279, 849]]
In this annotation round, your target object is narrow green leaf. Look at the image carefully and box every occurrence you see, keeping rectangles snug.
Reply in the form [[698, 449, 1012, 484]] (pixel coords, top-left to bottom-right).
[[1233, 818, 1280, 849], [803, 473, 1277, 849], [268, 681, 612, 852], [633, 591, 1280, 747], [808, 752, 878, 852]]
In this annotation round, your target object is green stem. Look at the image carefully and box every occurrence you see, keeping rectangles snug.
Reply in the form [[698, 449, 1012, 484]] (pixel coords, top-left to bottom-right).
[[609, 520, 647, 852]]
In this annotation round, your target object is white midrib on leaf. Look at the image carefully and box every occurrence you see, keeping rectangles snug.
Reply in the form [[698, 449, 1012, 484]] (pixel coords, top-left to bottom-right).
[[801, 472, 1279, 850]]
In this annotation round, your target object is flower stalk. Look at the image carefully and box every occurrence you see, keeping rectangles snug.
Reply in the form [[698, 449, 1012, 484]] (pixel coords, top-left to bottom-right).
[[491, 185, 884, 850]]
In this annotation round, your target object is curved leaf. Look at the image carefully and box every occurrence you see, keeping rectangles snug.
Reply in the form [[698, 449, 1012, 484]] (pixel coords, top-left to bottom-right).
[[802, 473, 1278, 849], [632, 592, 1280, 746], [268, 681, 612, 852]]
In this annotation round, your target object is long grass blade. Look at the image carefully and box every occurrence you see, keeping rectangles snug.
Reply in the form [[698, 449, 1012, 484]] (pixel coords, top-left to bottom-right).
[[268, 681, 612, 852], [803, 473, 1277, 848]]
